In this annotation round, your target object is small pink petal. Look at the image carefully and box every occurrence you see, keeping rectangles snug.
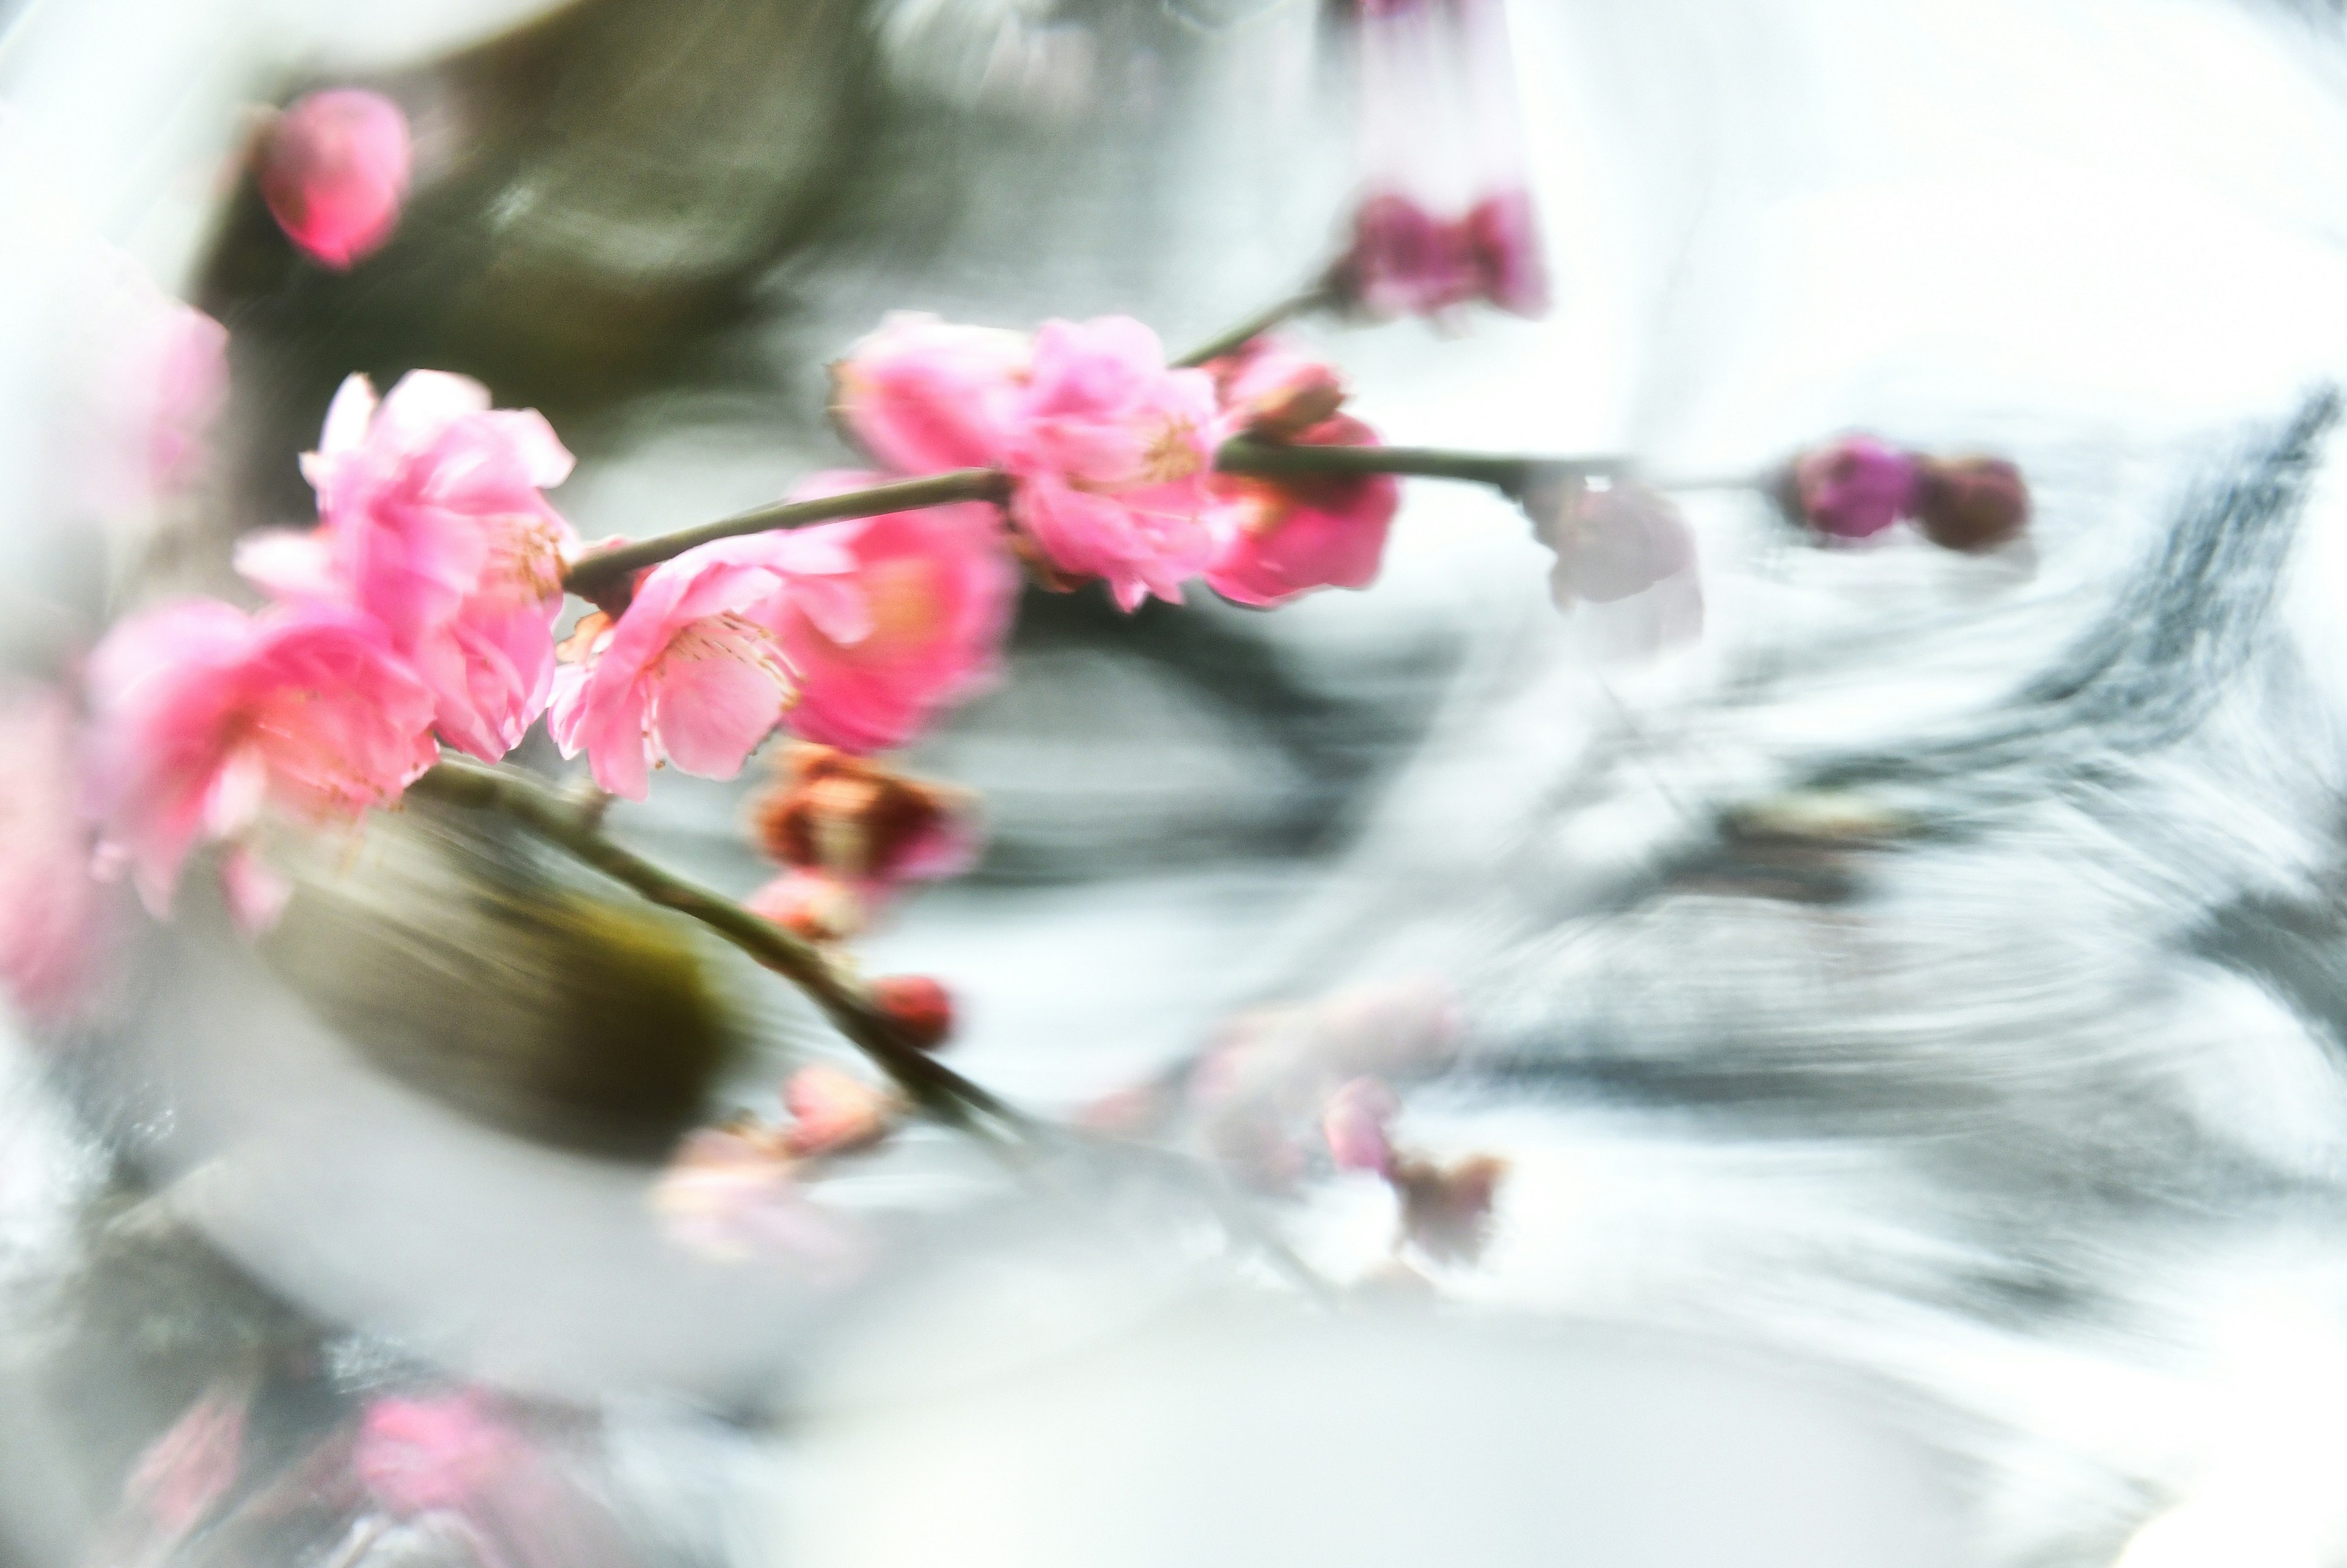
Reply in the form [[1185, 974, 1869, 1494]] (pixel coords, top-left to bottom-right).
[[219, 846, 293, 936], [780, 1064, 898, 1157]]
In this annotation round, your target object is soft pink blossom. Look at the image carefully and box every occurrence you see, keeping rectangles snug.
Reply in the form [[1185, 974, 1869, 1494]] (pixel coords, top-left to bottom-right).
[[1205, 414, 1399, 607], [1787, 434, 1921, 540], [745, 747, 980, 936], [781, 1064, 898, 1157], [240, 372, 578, 763], [68, 265, 230, 518], [548, 533, 854, 799], [88, 598, 438, 914], [773, 472, 1018, 752], [1528, 478, 1698, 606], [355, 1392, 521, 1517], [651, 1128, 871, 1274], [1208, 341, 1348, 441], [259, 89, 413, 269], [0, 687, 100, 1019], [1323, 1077, 1400, 1174], [1001, 318, 1221, 610], [834, 313, 1029, 473]]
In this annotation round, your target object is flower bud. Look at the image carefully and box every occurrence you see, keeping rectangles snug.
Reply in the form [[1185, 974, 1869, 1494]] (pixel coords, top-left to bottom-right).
[[1390, 1152, 1507, 1264], [751, 746, 975, 885], [781, 1064, 898, 1157], [872, 973, 955, 1050], [1915, 455, 2030, 552], [258, 89, 412, 270], [1782, 434, 1920, 540]]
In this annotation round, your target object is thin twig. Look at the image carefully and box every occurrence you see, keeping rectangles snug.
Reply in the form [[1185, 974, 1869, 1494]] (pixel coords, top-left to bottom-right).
[[1173, 287, 1336, 368], [1215, 436, 1634, 500], [562, 469, 1011, 601], [411, 756, 1033, 1146]]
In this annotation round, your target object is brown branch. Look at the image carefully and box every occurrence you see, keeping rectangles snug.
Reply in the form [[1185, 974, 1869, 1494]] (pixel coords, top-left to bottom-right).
[[411, 756, 1033, 1146]]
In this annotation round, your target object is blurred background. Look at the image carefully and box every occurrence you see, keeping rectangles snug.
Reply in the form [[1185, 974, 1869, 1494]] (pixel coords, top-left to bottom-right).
[[10, 0, 2347, 1563]]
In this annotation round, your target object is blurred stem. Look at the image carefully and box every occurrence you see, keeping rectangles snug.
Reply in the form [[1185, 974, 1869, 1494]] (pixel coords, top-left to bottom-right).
[[1173, 287, 1336, 368], [1213, 436, 1636, 499], [411, 756, 1032, 1147], [560, 468, 1011, 603]]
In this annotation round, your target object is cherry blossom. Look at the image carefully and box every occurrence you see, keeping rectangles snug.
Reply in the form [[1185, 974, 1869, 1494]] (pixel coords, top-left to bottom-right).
[[781, 1064, 899, 1157], [833, 312, 1029, 474]]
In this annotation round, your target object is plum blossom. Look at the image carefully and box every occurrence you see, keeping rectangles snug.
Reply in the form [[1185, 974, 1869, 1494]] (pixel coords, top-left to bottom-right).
[[835, 313, 1220, 610], [0, 687, 101, 1020], [259, 88, 412, 269], [356, 1393, 524, 1518], [1331, 0, 1549, 318], [548, 532, 858, 799], [773, 472, 1018, 753], [833, 313, 1029, 473], [239, 371, 579, 763], [1205, 434, 1397, 605], [746, 747, 977, 936], [1003, 317, 1220, 609], [88, 598, 438, 915], [1783, 434, 1921, 540]]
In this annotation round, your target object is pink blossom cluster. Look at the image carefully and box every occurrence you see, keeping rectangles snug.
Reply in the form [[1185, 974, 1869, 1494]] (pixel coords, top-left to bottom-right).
[[835, 314, 1403, 611]]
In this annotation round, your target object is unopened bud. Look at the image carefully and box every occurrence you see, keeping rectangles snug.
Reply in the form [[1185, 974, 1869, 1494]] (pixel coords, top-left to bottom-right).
[[1915, 455, 2030, 552], [1781, 434, 1920, 540], [871, 973, 955, 1050]]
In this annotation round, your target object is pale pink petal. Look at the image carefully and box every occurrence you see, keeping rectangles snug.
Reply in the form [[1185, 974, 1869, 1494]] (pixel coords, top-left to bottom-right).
[[233, 529, 343, 601], [646, 640, 795, 779], [219, 845, 293, 936], [1323, 1077, 1400, 1174], [260, 89, 413, 270]]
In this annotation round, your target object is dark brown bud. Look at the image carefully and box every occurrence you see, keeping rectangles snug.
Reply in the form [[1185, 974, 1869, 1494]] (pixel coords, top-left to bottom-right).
[[1915, 455, 2030, 552]]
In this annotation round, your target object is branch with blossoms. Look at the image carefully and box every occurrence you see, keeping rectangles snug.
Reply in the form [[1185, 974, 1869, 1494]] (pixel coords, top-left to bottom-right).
[[0, 34, 2035, 1288]]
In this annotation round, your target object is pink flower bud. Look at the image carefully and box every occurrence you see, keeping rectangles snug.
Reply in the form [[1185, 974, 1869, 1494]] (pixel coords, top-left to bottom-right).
[[1526, 478, 1697, 607], [259, 89, 412, 270], [1322, 1077, 1400, 1174], [1785, 435, 1922, 540], [781, 1065, 898, 1157], [1915, 455, 2031, 552], [872, 973, 955, 1050]]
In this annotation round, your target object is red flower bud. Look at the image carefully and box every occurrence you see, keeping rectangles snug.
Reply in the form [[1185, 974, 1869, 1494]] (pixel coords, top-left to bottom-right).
[[871, 974, 955, 1050]]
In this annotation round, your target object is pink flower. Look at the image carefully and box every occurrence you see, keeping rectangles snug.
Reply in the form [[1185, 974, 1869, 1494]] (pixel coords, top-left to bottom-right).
[[1785, 434, 1921, 541], [354, 1392, 521, 1517], [259, 89, 413, 269], [548, 533, 855, 799], [1527, 478, 1697, 606], [773, 473, 1018, 753], [1323, 1077, 1400, 1175], [834, 313, 1029, 473], [0, 687, 100, 1020], [781, 1064, 899, 1157], [651, 1128, 871, 1273], [240, 372, 578, 764], [1331, 0, 1549, 319], [88, 598, 438, 915], [1200, 342, 1399, 606], [1002, 318, 1221, 610], [1206, 415, 1399, 606]]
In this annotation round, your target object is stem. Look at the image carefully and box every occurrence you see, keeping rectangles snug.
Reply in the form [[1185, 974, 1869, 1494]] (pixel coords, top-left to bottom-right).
[[1174, 287, 1335, 368], [411, 757, 1033, 1145], [1213, 436, 1636, 499], [561, 469, 1011, 601]]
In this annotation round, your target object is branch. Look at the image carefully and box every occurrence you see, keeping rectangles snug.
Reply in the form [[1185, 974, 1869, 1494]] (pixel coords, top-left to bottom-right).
[[1173, 287, 1335, 368], [410, 756, 1034, 1146], [562, 468, 1010, 602], [1213, 436, 1634, 499]]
